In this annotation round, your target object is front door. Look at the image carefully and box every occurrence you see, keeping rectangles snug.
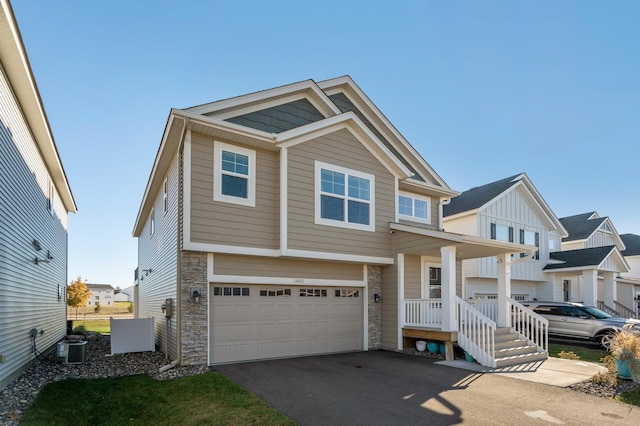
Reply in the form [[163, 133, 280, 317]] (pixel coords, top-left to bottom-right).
[[423, 264, 442, 298], [563, 279, 571, 302]]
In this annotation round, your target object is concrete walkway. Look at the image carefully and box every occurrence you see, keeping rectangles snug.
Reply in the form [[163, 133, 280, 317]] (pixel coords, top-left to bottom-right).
[[437, 357, 608, 387]]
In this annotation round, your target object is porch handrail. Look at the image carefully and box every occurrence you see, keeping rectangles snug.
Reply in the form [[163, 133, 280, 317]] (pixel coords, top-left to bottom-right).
[[609, 300, 638, 319], [402, 299, 443, 328], [455, 296, 497, 368], [509, 298, 548, 352], [467, 300, 498, 321], [597, 301, 620, 317]]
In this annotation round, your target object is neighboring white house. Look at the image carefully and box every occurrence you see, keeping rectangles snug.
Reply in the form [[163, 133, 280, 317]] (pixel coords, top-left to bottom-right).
[[553, 213, 633, 317], [0, 0, 76, 390], [86, 284, 115, 306], [619, 234, 640, 317], [443, 173, 568, 302], [114, 292, 129, 302]]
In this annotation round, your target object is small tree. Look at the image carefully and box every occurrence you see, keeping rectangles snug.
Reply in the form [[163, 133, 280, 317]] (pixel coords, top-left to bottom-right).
[[67, 276, 91, 320]]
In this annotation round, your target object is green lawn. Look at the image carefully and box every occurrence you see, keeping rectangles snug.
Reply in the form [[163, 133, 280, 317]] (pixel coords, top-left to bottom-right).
[[548, 342, 608, 363], [72, 319, 110, 334], [21, 372, 296, 426]]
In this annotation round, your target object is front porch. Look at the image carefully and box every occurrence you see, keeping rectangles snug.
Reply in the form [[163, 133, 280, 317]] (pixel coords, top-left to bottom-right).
[[388, 223, 548, 368]]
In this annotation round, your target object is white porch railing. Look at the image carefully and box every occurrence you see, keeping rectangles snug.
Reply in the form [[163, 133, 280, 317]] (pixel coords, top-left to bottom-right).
[[510, 299, 549, 352], [402, 299, 443, 328], [455, 296, 497, 367]]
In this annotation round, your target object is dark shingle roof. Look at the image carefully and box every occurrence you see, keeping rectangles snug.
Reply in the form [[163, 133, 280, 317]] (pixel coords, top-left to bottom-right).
[[328, 92, 424, 182], [559, 212, 605, 242], [224, 99, 324, 133], [543, 246, 615, 270], [443, 174, 522, 217], [621, 234, 640, 256]]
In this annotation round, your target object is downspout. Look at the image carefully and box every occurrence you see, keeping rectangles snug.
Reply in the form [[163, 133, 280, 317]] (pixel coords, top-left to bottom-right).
[[439, 197, 451, 231], [175, 116, 189, 365]]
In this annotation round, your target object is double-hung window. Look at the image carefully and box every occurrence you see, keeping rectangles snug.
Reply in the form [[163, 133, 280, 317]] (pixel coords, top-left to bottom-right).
[[398, 192, 430, 224], [520, 229, 540, 260], [213, 141, 256, 207], [315, 161, 375, 231]]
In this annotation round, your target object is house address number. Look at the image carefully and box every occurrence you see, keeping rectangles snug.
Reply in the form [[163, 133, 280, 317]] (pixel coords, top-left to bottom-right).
[[293, 278, 305, 284]]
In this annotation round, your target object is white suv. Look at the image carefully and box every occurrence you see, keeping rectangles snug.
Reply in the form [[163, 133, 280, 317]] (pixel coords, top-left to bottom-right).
[[522, 301, 640, 350]]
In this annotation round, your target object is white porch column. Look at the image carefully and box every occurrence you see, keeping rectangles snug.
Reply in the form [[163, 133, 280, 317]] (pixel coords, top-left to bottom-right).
[[583, 270, 598, 306], [603, 272, 616, 308], [441, 245, 457, 332], [551, 273, 563, 302], [497, 253, 511, 327]]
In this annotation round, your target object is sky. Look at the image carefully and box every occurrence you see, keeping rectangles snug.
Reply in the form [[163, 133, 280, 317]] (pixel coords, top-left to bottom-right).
[[10, 0, 640, 289]]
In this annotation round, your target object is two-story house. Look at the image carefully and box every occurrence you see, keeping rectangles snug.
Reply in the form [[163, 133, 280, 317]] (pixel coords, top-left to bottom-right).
[[0, 0, 76, 390], [85, 283, 115, 306], [548, 212, 631, 316], [442, 173, 568, 302], [133, 76, 544, 369]]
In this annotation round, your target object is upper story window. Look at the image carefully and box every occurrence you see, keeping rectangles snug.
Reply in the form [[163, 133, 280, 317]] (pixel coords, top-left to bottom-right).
[[163, 178, 168, 215], [490, 223, 513, 242], [150, 208, 155, 237], [520, 229, 540, 260], [314, 161, 375, 232], [600, 222, 612, 233], [213, 141, 256, 207], [398, 192, 430, 224]]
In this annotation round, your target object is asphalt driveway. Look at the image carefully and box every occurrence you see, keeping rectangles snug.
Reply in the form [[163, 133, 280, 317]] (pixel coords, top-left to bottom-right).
[[216, 350, 639, 425]]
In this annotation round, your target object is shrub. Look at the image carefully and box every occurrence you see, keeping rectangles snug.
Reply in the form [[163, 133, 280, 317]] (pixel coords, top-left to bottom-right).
[[127, 303, 133, 313], [558, 351, 580, 360], [72, 325, 87, 335], [94, 302, 101, 313]]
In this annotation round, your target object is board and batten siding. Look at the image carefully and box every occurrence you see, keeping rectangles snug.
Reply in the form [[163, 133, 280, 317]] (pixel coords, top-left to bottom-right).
[[287, 128, 394, 258], [137, 151, 180, 360], [0, 65, 68, 390], [189, 133, 279, 249], [585, 230, 618, 250], [476, 187, 549, 282], [213, 254, 363, 281]]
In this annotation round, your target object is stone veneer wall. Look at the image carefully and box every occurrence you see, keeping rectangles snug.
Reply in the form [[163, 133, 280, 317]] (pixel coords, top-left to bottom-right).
[[180, 251, 208, 365], [368, 265, 382, 349]]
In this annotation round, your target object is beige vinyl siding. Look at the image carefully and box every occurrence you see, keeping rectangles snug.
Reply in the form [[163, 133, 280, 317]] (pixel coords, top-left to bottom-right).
[[443, 214, 477, 236], [213, 254, 363, 280], [403, 255, 421, 299], [562, 241, 585, 251], [622, 256, 640, 279], [287, 128, 394, 258], [137, 151, 180, 360], [477, 187, 547, 282], [0, 65, 68, 390], [190, 133, 279, 249], [380, 262, 398, 350]]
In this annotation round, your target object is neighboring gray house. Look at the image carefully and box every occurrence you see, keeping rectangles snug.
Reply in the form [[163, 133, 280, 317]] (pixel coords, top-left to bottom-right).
[[86, 283, 115, 306], [0, 0, 76, 390], [133, 76, 542, 370]]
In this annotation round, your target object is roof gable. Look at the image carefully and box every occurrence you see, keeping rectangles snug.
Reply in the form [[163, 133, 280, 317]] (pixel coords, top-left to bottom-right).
[[443, 173, 567, 235], [560, 212, 625, 250]]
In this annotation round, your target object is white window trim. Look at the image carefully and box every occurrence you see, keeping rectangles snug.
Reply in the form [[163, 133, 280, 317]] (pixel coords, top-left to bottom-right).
[[150, 207, 155, 237], [163, 178, 168, 215], [398, 191, 431, 224], [314, 161, 375, 232], [213, 141, 256, 207]]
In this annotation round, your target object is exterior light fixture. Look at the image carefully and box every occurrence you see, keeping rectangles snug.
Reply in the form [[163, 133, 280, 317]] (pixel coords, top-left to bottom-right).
[[374, 293, 381, 303], [192, 289, 201, 304]]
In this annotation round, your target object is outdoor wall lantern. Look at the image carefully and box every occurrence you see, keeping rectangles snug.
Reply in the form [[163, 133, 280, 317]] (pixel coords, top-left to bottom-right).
[[374, 293, 381, 303], [192, 289, 201, 304]]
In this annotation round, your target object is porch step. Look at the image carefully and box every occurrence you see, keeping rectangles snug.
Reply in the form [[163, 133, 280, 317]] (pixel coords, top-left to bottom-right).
[[493, 328, 547, 368]]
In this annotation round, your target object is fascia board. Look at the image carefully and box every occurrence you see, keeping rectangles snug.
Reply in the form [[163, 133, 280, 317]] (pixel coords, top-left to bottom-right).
[[518, 174, 568, 237], [0, 1, 76, 212], [601, 247, 631, 272], [400, 179, 460, 198], [603, 217, 626, 251], [133, 112, 181, 236], [184, 79, 341, 117], [176, 110, 277, 142], [276, 112, 413, 179], [318, 76, 451, 191]]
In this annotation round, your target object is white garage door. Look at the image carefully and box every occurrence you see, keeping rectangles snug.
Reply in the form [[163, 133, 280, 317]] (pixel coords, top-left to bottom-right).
[[210, 285, 363, 364]]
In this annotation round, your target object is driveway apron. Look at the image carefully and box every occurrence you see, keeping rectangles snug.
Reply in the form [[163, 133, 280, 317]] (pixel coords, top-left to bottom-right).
[[216, 350, 639, 426]]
